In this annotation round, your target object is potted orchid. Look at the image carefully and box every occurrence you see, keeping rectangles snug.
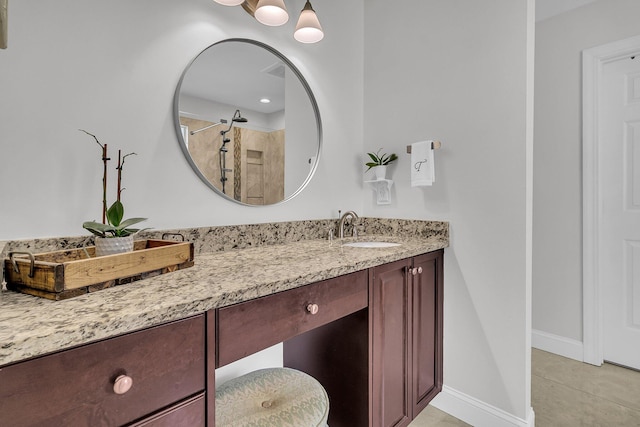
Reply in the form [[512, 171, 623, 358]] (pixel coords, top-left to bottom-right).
[[80, 130, 147, 256], [365, 148, 398, 180]]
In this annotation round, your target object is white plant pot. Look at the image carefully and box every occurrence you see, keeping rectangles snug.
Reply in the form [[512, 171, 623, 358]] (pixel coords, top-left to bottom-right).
[[373, 165, 387, 180], [94, 235, 134, 257]]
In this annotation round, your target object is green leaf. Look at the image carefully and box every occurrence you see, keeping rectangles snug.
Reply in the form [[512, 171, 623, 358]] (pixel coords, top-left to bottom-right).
[[365, 161, 379, 172], [117, 217, 148, 230], [115, 227, 151, 237], [366, 149, 397, 170], [382, 153, 398, 165], [107, 201, 124, 227], [84, 203, 148, 238], [82, 221, 116, 238]]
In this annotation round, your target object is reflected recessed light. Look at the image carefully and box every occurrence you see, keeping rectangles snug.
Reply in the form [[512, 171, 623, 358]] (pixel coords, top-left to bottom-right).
[[260, 98, 271, 104]]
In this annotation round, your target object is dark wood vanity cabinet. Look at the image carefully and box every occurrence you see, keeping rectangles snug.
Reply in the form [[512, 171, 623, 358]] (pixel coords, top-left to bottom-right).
[[0, 250, 443, 427], [0, 315, 207, 427], [370, 250, 444, 427]]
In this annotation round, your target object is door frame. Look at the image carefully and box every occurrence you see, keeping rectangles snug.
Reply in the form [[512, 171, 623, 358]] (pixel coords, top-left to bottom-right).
[[582, 34, 640, 366]]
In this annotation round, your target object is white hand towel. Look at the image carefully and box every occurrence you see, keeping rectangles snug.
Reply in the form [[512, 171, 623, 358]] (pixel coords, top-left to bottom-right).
[[411, 141, 435, 187]]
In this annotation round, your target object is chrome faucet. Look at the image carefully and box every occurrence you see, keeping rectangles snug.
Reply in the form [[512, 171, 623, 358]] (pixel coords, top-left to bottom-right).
[[338, 211, 359, 239]]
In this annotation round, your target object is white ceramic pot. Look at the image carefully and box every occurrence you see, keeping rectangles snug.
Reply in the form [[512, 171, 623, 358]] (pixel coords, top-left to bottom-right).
[[373, 165, 387, 180], [94, 235, 134, 257]]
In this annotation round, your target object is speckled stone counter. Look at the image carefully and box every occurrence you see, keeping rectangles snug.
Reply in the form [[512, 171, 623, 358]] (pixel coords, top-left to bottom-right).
[[0, 218, 448, 367]]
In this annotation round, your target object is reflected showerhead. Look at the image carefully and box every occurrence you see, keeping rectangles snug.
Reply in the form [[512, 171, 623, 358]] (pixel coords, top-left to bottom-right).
[[231, 109, 248, 123], [221, 109, 248, 136]]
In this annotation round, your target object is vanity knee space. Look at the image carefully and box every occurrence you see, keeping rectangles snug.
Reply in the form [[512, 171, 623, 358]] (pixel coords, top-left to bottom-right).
[[213, 249, 444, 427]]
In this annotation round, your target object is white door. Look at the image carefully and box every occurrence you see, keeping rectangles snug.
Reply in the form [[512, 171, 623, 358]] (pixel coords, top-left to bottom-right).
[[600, 55, 640, 370]]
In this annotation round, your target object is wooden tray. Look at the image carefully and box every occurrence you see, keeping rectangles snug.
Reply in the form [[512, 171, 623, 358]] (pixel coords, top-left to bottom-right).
[[4, 240, 194, 300]]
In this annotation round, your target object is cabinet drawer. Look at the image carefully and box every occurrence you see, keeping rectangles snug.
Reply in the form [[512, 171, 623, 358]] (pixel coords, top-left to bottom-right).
[[217, 270, 368, 367], [0, 315, 205, 427], [128, 393, 206, 427]]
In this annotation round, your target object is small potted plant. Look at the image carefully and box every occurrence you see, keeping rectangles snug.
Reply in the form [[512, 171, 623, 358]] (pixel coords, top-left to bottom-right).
[[365, 148, 398, 180], [80, 130, 147, 256]]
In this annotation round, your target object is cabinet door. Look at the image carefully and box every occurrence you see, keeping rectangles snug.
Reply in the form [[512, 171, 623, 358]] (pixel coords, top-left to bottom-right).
[[371, 258, 412, 427], [411, 250, 444, 417]]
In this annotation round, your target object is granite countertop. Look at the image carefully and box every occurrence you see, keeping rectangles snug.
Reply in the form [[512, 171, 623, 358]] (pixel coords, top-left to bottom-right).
[[0, 232, 447, 367]]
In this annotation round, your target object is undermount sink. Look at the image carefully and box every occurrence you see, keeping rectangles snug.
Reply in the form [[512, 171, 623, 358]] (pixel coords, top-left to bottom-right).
[[342, 241, 401, 248]]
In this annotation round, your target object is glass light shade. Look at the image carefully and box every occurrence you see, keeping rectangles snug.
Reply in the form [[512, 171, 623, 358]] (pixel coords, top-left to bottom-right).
[[213, 0, 245, 5], [294, 3, 323, 44], [255, 0, 289, 26]]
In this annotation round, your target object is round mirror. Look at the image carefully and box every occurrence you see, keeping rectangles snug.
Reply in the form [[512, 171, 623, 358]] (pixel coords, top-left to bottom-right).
[[174, 39, 322, 206]]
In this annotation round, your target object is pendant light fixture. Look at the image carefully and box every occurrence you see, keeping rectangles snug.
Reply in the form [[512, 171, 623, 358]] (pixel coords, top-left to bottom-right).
[[213, 0, 323, 43], [213, 0, 245, 6], [254, 0, 289, 26], [294, 1, 323, 43]]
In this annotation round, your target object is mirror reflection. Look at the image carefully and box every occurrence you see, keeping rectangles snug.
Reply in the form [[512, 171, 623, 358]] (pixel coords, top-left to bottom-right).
[[174, 39, 321, 206]]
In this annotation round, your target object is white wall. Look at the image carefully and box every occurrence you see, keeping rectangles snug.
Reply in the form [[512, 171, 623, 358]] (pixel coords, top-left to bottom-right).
[[535, 0, 598, 22], [1, 1, 538, 425], [364, 0, 534, 424], [0, 0, 364, 240], [533, 0, 640, 347]]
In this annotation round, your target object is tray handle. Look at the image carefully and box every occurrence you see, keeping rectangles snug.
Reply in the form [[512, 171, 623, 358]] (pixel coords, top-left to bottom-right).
[[81, 236, 94, 258], [9, 251, 36, 278], [161, 232, 185, 242]]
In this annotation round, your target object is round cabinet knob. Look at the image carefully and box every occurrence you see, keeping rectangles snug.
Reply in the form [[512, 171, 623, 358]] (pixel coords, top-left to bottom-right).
[[113, 374, 133, 395], [307, 303, 319, 315], [417, 267, 423, 274], [411, 268, 418, 276]]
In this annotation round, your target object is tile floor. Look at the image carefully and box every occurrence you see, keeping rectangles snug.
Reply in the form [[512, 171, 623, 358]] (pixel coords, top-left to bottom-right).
[[409, 348, 640, 426], [409, 405, 470, 426], [532, 348, 640, 426]]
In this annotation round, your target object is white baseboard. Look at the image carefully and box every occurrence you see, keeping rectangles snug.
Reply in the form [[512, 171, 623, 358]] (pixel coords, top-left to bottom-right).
[[431, 386, 535, 427], [532, 329, 584, 362]]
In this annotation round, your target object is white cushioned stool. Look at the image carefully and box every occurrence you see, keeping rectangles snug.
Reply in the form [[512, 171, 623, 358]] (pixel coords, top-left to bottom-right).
[[216, 367, 329, 427]]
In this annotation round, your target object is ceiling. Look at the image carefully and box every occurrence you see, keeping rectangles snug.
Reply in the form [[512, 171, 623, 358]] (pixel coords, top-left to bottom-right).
[[180, 41, 286, 115], [536, 0, 599, 22]]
